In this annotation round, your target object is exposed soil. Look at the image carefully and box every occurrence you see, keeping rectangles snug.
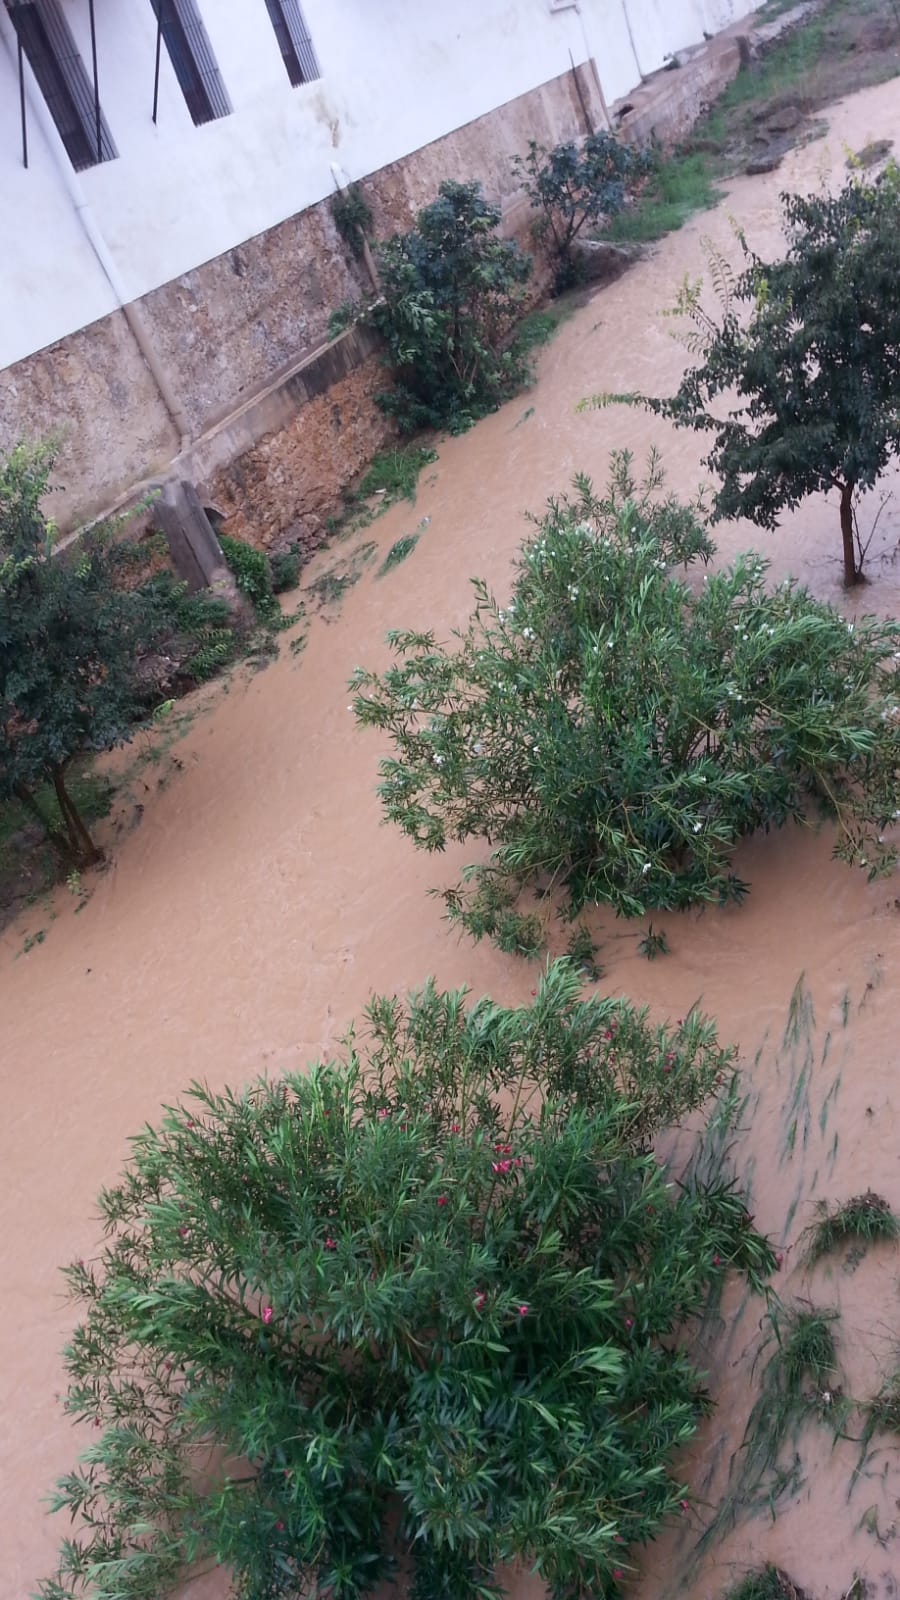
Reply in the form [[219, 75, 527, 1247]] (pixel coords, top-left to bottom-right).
[[7, 65, 900, 1600], [687, 0, 900, 178]]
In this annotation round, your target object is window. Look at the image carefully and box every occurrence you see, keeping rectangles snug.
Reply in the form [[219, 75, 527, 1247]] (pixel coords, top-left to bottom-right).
[[6, 0, 116, 170], [149, 0, 230, 125], [262, 0, 320, 87]]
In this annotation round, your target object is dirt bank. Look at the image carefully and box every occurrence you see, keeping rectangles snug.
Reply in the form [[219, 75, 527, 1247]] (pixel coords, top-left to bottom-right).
[[5, 76, 900, 1600]]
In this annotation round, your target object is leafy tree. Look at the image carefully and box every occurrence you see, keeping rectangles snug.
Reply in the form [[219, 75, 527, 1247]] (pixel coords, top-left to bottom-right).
[[330, 180, 532, 434], [40, 960, 774, 1600], [352, 455, 900, 953], [588, 168, 900, 585], [0, 444, 165, 867], [514, 131, 649, 289]]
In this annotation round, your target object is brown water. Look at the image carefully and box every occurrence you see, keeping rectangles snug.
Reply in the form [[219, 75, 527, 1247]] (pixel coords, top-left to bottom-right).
[[6, 79, 900, 1600]]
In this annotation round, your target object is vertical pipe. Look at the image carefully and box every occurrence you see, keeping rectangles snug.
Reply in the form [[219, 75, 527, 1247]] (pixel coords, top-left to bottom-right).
[[621, 0, 645, 82], [568, 48, 594, 136], [152, 0, 163, 123], [88, 0, 101, 161], [17, 29, 28, 168]]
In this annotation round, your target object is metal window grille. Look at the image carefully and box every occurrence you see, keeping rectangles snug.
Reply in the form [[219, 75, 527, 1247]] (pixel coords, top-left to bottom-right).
[[149, 0, 231, 125], [6, 0, 116, 170], [262, 0, 319, 87]]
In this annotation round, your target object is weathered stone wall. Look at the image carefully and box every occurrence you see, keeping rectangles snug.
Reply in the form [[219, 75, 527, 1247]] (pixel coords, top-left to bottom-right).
[[0, 311, 178, 530], [194, 329, 392, 553], [138, 205, 365, 440]]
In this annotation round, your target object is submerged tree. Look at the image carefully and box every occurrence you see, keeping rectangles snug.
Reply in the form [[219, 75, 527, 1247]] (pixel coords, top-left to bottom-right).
[[352, 455, 900, 955], [41, 960, 775, 1600], [0, 443, 163, 867], [587, 168, 900, 585]]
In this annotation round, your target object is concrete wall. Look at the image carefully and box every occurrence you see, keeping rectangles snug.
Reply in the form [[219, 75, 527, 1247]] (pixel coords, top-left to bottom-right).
[[1, 65, 591, 533], [0, 0, 595, 371], [0, 0, 762, 542], [1, 1, 760, 372], [580, 0, 759, 103]]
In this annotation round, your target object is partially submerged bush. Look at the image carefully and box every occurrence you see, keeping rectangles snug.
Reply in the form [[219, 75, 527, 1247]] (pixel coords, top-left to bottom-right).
[[42, 961, 774, 1600], [803, 1190, 900, 1264], [330, 180, 532, 434], [353, 454, 900, 953], [219, 532, 279, 621], [514, 131, 649, 288], [269, 546, 301, 594]]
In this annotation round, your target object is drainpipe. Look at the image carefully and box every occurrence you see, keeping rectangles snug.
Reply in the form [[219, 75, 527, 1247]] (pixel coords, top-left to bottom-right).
[[0, 14, 191, 450], [553, 1, 614, 131], [621, 0, 647, 82]]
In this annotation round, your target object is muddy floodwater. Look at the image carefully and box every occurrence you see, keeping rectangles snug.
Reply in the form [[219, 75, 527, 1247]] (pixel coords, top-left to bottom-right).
[[6, 77, 900, 1600]]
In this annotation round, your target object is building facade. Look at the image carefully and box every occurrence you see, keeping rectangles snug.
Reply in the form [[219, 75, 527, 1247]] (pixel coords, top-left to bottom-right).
[[0, 0, 758, 540]]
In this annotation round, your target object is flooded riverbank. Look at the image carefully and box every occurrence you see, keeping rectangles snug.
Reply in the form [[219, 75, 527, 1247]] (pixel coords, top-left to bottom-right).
[[5, 76, 900, 1600]]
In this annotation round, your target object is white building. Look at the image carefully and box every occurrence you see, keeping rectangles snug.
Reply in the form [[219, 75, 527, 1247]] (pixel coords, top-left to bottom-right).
[[0, 0, 757, 537]]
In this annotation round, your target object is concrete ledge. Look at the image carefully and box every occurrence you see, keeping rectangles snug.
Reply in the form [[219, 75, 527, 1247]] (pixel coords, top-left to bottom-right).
[[186, 324, 382, 489]]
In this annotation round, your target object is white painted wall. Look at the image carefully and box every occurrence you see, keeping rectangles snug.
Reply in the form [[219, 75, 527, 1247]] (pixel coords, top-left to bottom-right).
[[580, 0, 760, 105], [0, 0, 759, 372]]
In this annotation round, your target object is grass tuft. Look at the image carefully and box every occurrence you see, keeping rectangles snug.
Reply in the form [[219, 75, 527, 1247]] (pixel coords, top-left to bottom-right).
[[377, 534, 421, 577], [515, 302, 575, 353], [726, 1566, 810, 1600], [803, 1191, 900, 1265], [863, 1371, 900, 1438], [605, 153, 724, 244], [741, 1303, 841, 1485], [355, 446, 437, 509]]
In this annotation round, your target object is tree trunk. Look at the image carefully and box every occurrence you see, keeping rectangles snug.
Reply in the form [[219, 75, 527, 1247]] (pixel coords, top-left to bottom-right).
[[51, 765, 104, 868], [840, 480, 860, 587], [13, 782, 78, 866]]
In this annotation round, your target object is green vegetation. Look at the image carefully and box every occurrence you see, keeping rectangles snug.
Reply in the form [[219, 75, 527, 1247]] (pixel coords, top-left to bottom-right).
[[603, 0, 900, 248], [513, 130, 648, 288], [268, 546, 301, 593], [219, 532, 279, 621], [804, 1191, 900, 1264], [638, 925, 669, 962], [305, 540, 377, 611], [352, 452, 900, 956], [0, 444, 179, 868], [604, 151, 724, 244], [330, 181, 532, 434], [863, 1370, 900, 1436], [591, 169, 900, 585], [743, 1304, 841, 1483], [40, 959, 776, 1600], [514, 300, 576, 354], [355, 445, 438, 509], [329, 182, 373, 261], [377, 533, 420, 576], [140, 570, 235, 682], [725, 1567, 809, 1600]]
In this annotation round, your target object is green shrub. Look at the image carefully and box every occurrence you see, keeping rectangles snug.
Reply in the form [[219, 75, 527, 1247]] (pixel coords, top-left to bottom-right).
[[514, 131, 649, 289], [802, 1190, 900, 1264], [352, 453, 900, 953], [330, 180, 532, 434], [140, 570, 235, 682], [41, 960, 774, 1600], [269, 547, 301, 594], [0, 443, 173, 868], [330, 183, 373, 261], [219, 533, 279, 621]]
